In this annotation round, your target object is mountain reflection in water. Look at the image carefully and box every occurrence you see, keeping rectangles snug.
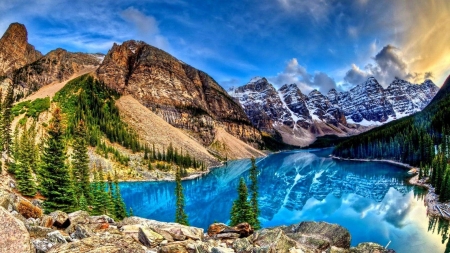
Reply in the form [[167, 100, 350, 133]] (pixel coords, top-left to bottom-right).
[[120, 149, 450, 253]]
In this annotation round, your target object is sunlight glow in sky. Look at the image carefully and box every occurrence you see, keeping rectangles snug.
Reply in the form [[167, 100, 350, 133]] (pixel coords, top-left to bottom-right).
[[1, 0, 449, 93]]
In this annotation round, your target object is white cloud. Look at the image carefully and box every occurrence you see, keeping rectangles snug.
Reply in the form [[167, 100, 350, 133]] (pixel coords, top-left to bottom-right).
[[269, 58, 337, 94], [344, 44, 434, 87]]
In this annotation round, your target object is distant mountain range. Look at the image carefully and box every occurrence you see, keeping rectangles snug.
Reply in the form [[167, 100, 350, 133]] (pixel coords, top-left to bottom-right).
[[228, 76, 439, 146]]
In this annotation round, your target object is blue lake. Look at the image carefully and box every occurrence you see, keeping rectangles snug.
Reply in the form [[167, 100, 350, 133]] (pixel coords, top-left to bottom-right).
[[120, 149, 450, 253]]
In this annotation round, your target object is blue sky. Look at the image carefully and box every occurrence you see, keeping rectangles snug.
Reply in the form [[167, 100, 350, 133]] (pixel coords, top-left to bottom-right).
[[1, 0, 449, 93]]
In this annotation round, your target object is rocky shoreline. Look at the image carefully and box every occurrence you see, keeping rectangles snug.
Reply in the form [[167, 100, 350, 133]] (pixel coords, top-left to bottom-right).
[[409, 175, 450, 220], [0, 183, 396, 253]]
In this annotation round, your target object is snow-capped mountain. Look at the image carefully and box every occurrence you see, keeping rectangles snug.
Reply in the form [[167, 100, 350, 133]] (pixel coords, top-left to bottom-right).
[[229, 76, 439, 146]]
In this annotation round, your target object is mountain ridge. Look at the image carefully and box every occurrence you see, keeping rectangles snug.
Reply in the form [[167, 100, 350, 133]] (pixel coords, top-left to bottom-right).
[[229, 76, 439, 146]]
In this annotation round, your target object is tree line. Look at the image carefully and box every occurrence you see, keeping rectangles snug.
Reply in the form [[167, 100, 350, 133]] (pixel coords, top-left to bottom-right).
[[333, 76, 450, 202]]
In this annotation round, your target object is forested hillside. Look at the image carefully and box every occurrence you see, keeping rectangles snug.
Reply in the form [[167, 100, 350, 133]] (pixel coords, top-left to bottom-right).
[[333, 75, 450, 200]]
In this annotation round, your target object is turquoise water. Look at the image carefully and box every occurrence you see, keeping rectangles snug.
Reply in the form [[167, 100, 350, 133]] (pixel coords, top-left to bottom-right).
[[120, 149, 450, 253]]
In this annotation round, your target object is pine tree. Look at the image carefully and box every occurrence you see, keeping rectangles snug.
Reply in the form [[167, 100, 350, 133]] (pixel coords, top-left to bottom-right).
[[79, 193, 88, 211], [129, 207, 133, 216], [72, 120, 91, 204], [230, 177, 254, 226], [175, 167, 189, 225], [113, 173, 128, 219], [15, 123, 37, 197], [2, 84, 14, 157], [40, 107, 76, 213], [249, 157, 260, 229]]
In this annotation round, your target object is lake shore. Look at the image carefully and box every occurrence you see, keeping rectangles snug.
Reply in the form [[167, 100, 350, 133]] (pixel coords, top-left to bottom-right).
[[332, 155, 450, 221], [330, 156, 416, 169], [409, 175, 450, 220]]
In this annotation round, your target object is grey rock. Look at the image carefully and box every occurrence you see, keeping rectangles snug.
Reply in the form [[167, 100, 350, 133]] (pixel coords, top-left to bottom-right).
[[46, 230, 67, 244], [70, 224, 92, 240], [32, 239, 54, 253], [211, 246, 235, 253]]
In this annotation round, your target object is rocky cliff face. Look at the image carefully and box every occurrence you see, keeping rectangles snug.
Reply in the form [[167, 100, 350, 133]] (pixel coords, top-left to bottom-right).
[[228, 77, 294, 134], [230, 76, 439, 146], [0, 23, 42, 76], [11, 48, 103, 98], [97, 40, 261, 148], [229, 79, 367, 146]]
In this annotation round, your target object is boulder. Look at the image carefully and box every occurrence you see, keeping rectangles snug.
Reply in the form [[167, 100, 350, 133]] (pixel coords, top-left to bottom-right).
[[252, 228, 300, 253], [0, 189, 15, 211], [49, 211, 70, 228], [233, 223, 253, 237], [46, 230, 68, 244], [350, 242, 395, 253], [207, 222, 253, 239], [138, 227, 164, 247], [70, 224, 92, 240], [0, 206, 32, 253], [68, 210, 90, 225], [48, 233, 146, 253], [232, 237, 253, 253], [32, 238, 55, 253], [119, 217, 203, 241], [211, 246, 235, 253], [159, 241, 190, 253], [27, 225, 55, 238], [88, 214, 114, 224], [25, 217, 41, 226], [41, 215, 54, 228], [284, 221, 351, 249]]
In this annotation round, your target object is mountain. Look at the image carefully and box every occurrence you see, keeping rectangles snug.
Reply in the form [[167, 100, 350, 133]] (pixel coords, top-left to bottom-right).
[[11, 48, 103, 98], [0, 23, 265, 182], [333, 74, 450, 167], [97, 40, 263, 155], [0, 23, 42, 76], [229, 76, 439, 146], [0, 23, 103, 100]]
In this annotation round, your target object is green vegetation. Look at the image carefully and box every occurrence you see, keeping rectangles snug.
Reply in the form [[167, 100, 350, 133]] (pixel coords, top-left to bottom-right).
[[10, 120, 38, 197], [249, 157, 260, 229], [175, 167, 189, 225], [143, 142, 206, 172], [12, 97, 50, 118], [261, 131, 299, 151], [333, 75, 450, 201], [306, 135, 349, 149], [2, 83, 14, 157], [71, 120, 91, 205], [53, 74, 141, 152], [230, 177, 254, 226], [40, 107, 76, 213]]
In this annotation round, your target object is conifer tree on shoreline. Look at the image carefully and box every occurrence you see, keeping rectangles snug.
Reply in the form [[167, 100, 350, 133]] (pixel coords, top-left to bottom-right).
[[175, 167, 189, 225], [249, 157, 261, 229], [230, 177, 254, 226]]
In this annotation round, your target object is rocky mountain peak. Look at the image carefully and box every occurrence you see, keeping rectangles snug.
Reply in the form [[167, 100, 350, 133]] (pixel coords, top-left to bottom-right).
[[0, 23, 27, 46], [98, 40, 261, 149], [0, 23, 42, 76], [236, 77, 273, 93]]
